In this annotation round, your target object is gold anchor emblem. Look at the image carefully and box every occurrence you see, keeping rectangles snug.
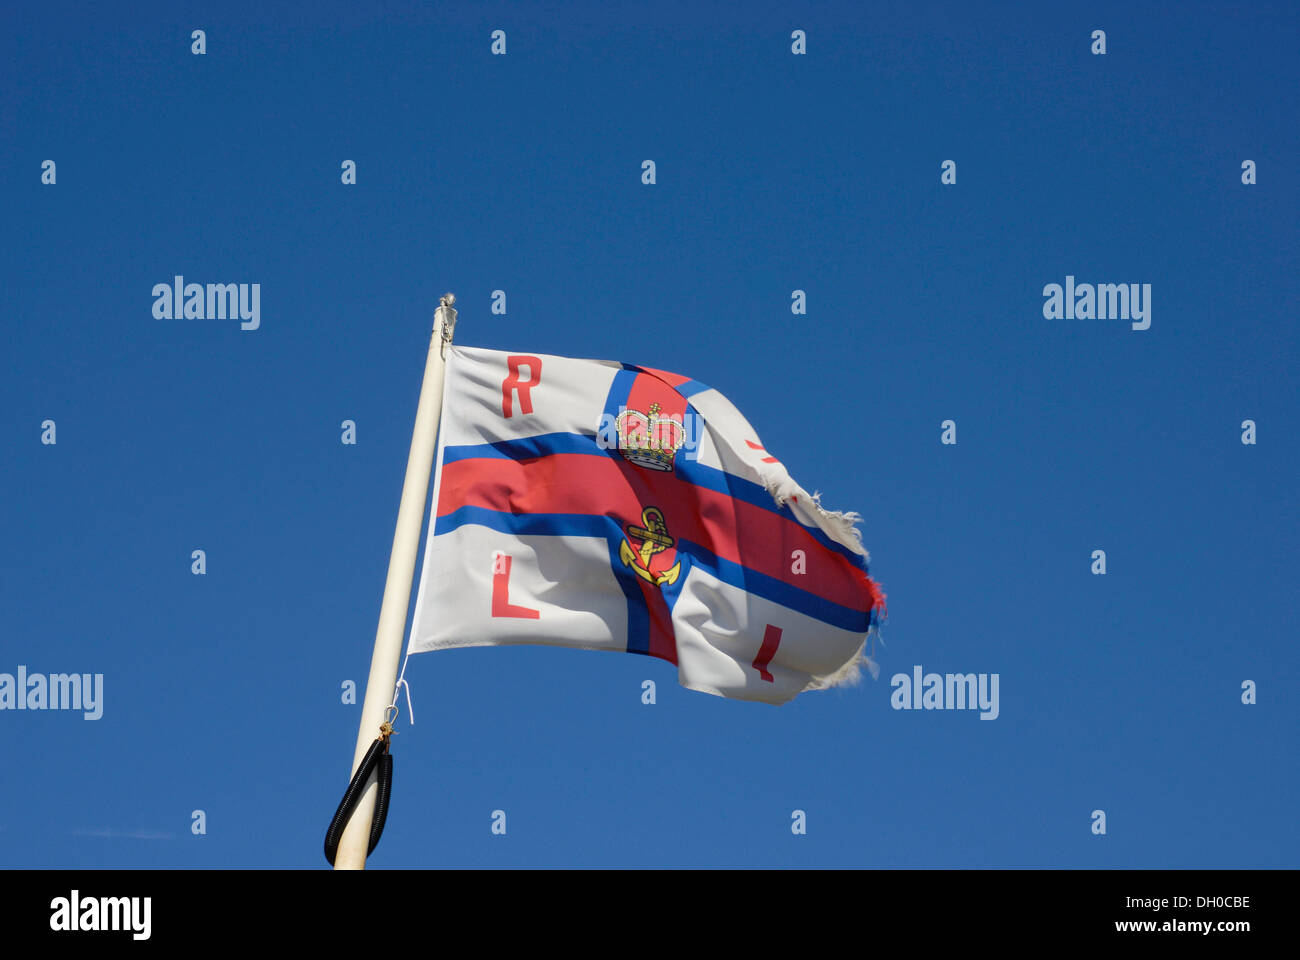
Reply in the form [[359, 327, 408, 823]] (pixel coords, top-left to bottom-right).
[[619, 506, 681, 586]]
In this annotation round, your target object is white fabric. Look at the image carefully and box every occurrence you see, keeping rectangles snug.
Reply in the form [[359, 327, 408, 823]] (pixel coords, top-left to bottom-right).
[[407, 346, 878, 706]]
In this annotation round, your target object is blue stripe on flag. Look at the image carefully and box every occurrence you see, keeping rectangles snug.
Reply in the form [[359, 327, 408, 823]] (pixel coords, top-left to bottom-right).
[[440, 430, 868, 572], [674, 379, 711, 398], [442, 432, 600, 465], [433, 506, 868, 634], [434, 505, 614, 539], [603, 367, 638, 421], [617, 362, 713, 399], [675, 539, 871, 633], [606, 539, 650, 656]]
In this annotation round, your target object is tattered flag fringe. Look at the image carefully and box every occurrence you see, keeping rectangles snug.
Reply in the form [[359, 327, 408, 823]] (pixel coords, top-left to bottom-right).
[[760, 471, 889, 692]]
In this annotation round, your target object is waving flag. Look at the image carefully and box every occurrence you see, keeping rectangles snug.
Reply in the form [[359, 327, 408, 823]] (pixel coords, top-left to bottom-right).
[[407, 346, 885, 705]]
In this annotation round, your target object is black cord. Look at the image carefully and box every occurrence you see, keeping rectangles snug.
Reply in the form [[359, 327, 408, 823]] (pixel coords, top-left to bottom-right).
[[323, 736, 394, 866]]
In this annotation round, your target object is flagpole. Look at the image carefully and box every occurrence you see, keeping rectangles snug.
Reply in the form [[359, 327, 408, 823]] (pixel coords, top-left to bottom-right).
[[333, 293, 457, 870]]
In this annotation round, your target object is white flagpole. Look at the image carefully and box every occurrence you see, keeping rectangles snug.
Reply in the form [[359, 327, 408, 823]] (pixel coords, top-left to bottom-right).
[[333, 293, 457, 870]]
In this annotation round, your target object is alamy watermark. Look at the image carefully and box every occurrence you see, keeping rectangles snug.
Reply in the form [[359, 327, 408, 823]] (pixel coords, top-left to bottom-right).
[[1042, 275, 1151, 330], [152, 275, 260, 330], [0, 666, 103, 719], [891, 665, 999, 720], [50, 891, 150, 940]]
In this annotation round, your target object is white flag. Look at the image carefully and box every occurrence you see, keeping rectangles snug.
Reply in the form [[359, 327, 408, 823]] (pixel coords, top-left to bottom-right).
[[408, 346, 885, 705]]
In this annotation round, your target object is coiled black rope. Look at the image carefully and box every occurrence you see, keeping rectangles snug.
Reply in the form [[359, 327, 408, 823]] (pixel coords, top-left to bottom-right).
[[324, 729, 394, 866]]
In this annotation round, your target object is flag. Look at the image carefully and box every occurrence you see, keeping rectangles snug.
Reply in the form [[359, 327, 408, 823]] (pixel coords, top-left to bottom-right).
[[407, 346, 886, 705]]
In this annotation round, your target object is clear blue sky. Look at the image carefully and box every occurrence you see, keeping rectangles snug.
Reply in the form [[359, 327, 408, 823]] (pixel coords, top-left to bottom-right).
[[2, 0, 1295, 868]]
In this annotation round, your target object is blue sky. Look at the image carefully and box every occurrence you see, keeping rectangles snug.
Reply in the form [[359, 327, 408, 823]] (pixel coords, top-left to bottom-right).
[[1, 0, 1296, 868]]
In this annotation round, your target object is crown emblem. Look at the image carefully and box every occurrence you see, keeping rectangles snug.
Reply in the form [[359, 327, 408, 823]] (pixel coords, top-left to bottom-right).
[[615, 403, 686, 471]]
